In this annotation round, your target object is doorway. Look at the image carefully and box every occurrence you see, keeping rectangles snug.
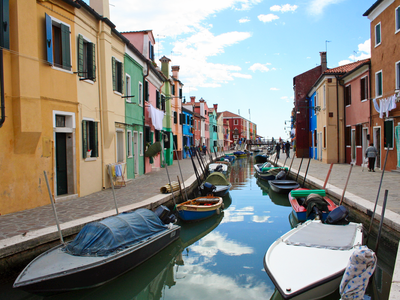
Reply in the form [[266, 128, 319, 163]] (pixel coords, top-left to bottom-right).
[[362, 127, 368, 167], [56, 133, 68, 195], [351, 129, 356, 163]]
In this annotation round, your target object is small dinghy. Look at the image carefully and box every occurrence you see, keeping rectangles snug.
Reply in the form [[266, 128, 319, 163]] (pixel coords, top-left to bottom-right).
[[254, 163, 287, 181], [268, 180, 300, 194], [208, 162, 229, 176], [264, 218, 363, 300], [13, 209, 180, 294], [176, 195, 223, 222], [288, 188, 337, 222]]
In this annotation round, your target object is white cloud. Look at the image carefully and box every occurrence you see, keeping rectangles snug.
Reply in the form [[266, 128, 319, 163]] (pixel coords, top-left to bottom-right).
[[232, 73, 252, 79], [239, 17, 250, 23], [338, 39, 371, 66], [249, 63, 272, 72], [270, 4, 298, 12], [270, 87, 279, 91], [258, 14, 279, 23], [307, 0, 345, 15]]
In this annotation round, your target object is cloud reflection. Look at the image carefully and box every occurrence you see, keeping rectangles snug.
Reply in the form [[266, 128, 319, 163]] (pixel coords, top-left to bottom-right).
[[252, 215, 273, 223]]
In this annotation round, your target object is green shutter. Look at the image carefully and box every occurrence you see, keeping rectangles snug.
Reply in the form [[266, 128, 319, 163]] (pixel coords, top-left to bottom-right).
[[120, 62, 124, 93], [87, 42, 96, 81], [112, 57, 116, 91], [93, 121, 98, 157], [77, 34, 84, 77], [384, 120, 393, 148], [82, 120, 87, 158], [60, 23, 71, 70]]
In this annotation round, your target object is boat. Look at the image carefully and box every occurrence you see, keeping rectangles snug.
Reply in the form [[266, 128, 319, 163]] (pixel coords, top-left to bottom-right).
[[13, 209, 181, 294], [208, 162, 229, 176], [254, 163, 287, 181], [200, 172, 232, 196], [176, 195, 223, 222], [233, 151, 247, 157], [288, 188, 337, 222], [264, 219, 363, 300], [255, 153, 268, 163], [268, 179, 300, 194], [223, 155, 235, 162]]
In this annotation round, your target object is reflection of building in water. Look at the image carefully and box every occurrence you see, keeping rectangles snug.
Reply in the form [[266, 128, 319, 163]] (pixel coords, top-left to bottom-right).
[[230, 157, 252, 186]]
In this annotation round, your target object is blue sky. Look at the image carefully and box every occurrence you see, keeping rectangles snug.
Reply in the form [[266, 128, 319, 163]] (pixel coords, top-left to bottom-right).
[[102, 0, 376, 140]]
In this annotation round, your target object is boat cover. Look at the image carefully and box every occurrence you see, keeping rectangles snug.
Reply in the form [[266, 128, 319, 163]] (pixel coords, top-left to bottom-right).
[[205, 172, 230, 185], [65, 209, 168, 256], [284, 221, 361, 250]]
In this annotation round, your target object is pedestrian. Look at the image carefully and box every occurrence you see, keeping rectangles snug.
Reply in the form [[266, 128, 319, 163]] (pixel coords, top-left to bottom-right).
[[365, 143, 378, 172], [202, 143, 207, 155], [275, 142, 281, 159], [285, 141, 290, 158]]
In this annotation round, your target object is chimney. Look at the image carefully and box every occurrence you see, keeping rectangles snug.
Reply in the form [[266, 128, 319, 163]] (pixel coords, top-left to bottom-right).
[[160, 56, 171, 78], [171, 66, 180, 79], [190, 96, 196, 103], [320, 52, 327, 72], [90, 0, 110, 19], [213, 104, 218, 112]]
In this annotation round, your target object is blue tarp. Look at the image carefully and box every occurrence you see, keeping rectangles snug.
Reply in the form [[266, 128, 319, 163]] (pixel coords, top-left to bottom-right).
[[65, 209, 168, 256]]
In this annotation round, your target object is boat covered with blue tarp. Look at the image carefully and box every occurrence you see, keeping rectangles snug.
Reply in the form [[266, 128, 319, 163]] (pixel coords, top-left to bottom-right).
[[14, 209, 180, 293]]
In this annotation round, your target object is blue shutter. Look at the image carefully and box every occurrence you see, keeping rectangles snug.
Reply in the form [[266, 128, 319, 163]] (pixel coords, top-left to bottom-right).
[[45, 13, 53, 64]]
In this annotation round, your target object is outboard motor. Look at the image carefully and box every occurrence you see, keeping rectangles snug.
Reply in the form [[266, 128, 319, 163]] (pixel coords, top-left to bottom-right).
[[155, 205, 177, 224], [215, 164, 223, 173], [200, 182, 216, 196], [325, 205, 350, 225], [275, 170, 286, 180], [304, 193, 329, 220]]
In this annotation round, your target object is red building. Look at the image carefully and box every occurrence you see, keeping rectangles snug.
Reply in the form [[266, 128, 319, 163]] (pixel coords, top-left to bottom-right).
[[293, 52, 326, 158], [222, 111, 246, 146]]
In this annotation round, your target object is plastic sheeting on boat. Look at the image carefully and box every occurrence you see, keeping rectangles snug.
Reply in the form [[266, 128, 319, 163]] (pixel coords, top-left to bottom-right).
[[204, 172, 230, 185], [65, 209, 168, 256], [284, 221, 362, 250]]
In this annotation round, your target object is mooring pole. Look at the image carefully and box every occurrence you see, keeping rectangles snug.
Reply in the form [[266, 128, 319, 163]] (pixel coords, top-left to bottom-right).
[[302, 158, 311, 187], [295, 157, 304, 182], [375, 189, 389, 254], [339, 163, 354, 205], [323, 163, 334, 189]]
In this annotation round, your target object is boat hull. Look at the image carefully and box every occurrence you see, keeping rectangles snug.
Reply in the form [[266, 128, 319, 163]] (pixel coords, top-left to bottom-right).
[[264, 220, 363, 300], [176, 196, 223, 222], [14, 225, 180, 293], [268, 180, 300, 194]]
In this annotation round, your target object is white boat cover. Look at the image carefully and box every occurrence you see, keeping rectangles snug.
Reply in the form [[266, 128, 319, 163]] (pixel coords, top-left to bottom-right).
[[339, 245, 377, 299], [284, 221, 361, 250]]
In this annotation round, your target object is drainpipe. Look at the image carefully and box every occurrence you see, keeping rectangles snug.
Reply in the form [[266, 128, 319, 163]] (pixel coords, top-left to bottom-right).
[[143, 61, 150, 174], [338, 75, 346, 164], [0, 49, 5, 128], [336, 75, 340, 163], [97, 20, 106, 188]]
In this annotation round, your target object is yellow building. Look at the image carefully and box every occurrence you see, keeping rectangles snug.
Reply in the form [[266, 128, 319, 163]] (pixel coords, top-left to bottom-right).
[[1, 0, 79, 214]]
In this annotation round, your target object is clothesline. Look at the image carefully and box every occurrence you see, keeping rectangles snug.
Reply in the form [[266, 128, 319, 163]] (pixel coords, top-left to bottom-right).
[[373, 94, 397, 118]]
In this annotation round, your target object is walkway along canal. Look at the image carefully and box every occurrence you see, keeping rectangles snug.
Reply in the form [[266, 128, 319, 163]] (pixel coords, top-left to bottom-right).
[[0, 153, 399, 299]]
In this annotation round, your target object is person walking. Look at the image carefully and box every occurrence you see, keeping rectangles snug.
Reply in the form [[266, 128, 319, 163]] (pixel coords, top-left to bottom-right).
[[275, 142, 281, 159], [285, 141, 291, 158], [365, 143, 378, 172]]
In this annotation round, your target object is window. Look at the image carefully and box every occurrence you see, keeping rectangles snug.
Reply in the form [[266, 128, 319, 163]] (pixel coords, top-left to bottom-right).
[[156, 90, 160, 109], [125, 74, 131, 102], [323, 126, 326, 148], [345, 126, 351, 146], [82, 119, 98, 158], [171, 85, 175, 96], [360, 76, 368, 101], [144, 81, 149, 101], [77, 34, 96, 81], [112, 57, 123, 93], [173, 111, 177, 124], [139, 132, 143, 155], [375, 71, 383, 97], [161, 95, 166, 111], [345, 85, 351, 106], [315, 92, 319, 109], [356, 124, 362, 146], [396, 6, 400, 33], [0, 0, 9, 49], [234, 119, 238, 125], [138, 82, 143, 106], [396, 61, 400, 90], [375, 22, 381, 46], [46, 14, 71, 70], [323, 85, 326, 109], [384, 119, 394, 148], [127, 130, 132, 157], [116, 130, 124, 163]]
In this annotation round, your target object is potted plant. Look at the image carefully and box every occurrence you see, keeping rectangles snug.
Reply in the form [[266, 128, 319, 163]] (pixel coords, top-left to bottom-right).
[[87, 149, 92, 158]]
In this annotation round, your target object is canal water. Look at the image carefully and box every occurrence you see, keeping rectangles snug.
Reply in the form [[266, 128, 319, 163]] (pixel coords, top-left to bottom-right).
[[0, 157, 395, 300]]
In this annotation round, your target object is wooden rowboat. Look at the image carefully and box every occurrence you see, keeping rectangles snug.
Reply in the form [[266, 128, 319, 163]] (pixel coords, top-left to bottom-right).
[[176, 195, 223, 222]]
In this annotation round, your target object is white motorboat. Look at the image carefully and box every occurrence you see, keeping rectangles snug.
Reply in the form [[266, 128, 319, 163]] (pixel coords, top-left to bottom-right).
[[263, 220, 363, 300]]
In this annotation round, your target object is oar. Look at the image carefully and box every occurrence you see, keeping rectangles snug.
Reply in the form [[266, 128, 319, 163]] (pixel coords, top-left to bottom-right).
[[339, 163, 354, 205], [366, 146, 390, 244]]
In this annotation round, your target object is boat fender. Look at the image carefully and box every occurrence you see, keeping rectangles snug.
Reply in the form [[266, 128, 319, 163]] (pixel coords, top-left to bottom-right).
[[325, 205, 350, 225]]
